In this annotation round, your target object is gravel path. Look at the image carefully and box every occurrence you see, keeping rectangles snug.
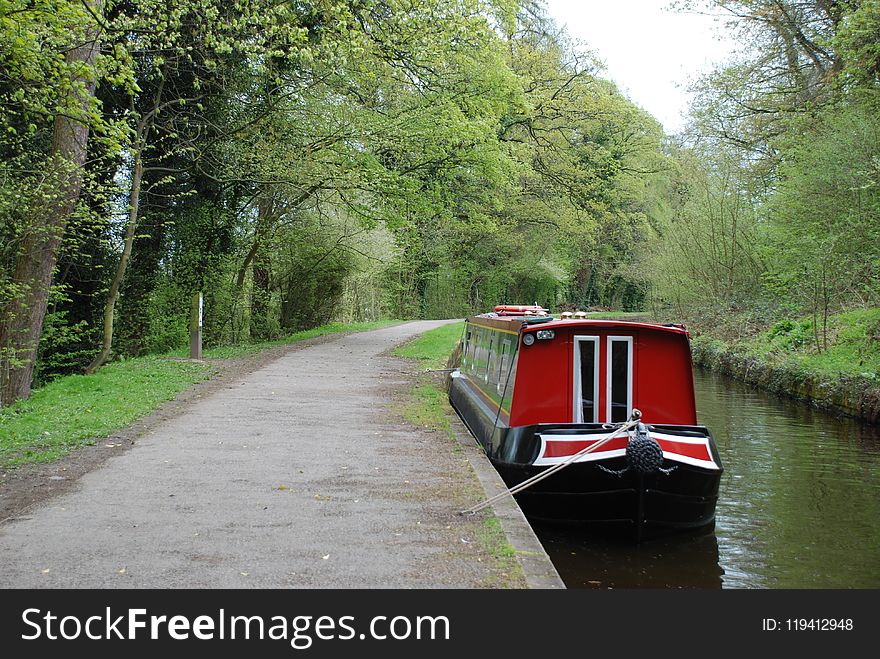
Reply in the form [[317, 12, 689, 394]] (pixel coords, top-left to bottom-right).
[[0, 321, 522, 588]]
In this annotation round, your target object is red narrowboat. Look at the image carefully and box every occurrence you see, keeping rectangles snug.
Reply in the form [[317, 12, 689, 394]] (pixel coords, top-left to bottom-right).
[[449, 305, 722, 539]]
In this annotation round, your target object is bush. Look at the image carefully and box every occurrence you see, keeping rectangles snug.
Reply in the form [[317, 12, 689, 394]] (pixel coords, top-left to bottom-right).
[[767, 318, 813, 352]]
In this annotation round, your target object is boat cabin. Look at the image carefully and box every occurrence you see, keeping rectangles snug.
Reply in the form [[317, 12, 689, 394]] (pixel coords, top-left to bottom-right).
[[458, 309, 698, 429]]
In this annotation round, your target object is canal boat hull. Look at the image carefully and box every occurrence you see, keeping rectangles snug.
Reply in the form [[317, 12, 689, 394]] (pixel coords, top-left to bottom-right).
[[494, 460, 720, 536]]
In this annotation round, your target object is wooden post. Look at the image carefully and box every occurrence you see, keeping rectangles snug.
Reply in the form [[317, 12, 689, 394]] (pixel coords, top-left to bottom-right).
[[190, 292, 203, 360]]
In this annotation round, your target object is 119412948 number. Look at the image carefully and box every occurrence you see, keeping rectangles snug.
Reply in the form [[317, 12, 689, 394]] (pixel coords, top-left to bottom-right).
[[763, 618, 854, 631]]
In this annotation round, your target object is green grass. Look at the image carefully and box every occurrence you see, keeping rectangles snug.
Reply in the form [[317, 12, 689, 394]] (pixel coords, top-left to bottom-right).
[[475, 515, 526, 588], [0, 320, 404, 468], [395, 383, 454, 437], [392, 321, 464, 369], [393, 322, 528, 587], [0, 357, 213, 467], [476, 516, 516, 558], [734, 308, 880, 378], [392, 322, 465, 435]]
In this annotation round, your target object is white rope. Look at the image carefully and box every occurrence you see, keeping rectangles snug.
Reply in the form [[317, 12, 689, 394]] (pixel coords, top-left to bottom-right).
[[460, 419, 639, 515]]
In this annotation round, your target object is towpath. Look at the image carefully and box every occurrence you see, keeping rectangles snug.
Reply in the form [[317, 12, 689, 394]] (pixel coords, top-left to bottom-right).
[[0, 321, 560, 588]]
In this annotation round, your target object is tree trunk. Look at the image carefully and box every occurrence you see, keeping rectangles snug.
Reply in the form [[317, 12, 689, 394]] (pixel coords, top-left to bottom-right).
[[0, 3, 102, 406], [250, 253, 272, 340], [85, 65, 167, 374], [85, 143, 144, 373], [117, 184, 169, 357]]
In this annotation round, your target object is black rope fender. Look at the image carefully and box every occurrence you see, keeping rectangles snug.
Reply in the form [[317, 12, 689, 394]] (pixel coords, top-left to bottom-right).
[[598, 411, 677, 477], [627, 423, 664, 474]]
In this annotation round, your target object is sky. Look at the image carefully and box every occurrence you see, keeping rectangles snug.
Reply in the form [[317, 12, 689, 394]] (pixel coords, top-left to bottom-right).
[[542, 0, 737, 133]]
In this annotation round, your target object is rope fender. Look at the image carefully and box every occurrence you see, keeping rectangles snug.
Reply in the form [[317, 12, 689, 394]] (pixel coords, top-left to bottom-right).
[[598, 410, 676, 477], [626, 423, 664, 475]]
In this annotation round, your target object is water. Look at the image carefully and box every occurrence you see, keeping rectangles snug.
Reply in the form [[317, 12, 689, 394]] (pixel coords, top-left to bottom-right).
[[535, 368, 880, 588]]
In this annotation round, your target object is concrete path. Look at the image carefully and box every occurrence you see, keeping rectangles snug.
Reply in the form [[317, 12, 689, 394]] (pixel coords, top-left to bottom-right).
[[0, 321, 560, 588]]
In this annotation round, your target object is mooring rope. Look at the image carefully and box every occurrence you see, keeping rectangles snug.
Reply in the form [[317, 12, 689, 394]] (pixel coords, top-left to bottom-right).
[[459, 418, 640, 516]]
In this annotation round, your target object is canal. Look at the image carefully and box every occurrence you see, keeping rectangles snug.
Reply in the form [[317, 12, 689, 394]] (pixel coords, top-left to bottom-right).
[[533, 367, 880, 588]]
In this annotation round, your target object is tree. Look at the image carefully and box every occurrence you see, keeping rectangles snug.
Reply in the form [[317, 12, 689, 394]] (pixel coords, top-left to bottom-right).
[[684, 0, 847, 167], [0, 0, 105, 405], [766, 89, 880, 347], [646, 144, 765, 318], [84, 0, 354, 371]]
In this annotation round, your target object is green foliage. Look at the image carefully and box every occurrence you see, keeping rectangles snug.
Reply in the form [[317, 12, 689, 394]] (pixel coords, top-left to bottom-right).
[[767, 89, 880, 314], [274, 217, 358, 333], [648, 1, 880, 353], [706, 308, 880, 378], [1, 0, 755, 410], [646, 145, 765, 316], [764, 319, 814, 352], [835, 0, 880, 86], [0, 0, 113, 148], [34, 285, 101, 384], [790, 309, 880, 375]]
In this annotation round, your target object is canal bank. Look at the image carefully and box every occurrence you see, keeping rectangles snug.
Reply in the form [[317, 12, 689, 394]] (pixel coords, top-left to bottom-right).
[[445, 413, 564, 589], [691, 334, 880, 423]]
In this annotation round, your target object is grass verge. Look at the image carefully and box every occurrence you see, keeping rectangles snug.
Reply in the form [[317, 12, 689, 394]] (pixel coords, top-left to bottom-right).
[[391, 321, 464, 369], [393, 322, 528, 587], [0, 320, 402, 468], [0, 357, 213, 467], [396, 384, 454, 437], [743, 308, 880, 377], [391, 321, 464, 437], [475, 516, 523, 588]]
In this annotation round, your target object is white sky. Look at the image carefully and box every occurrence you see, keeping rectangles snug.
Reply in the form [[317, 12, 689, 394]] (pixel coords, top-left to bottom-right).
[[542, 0, 736, 133]]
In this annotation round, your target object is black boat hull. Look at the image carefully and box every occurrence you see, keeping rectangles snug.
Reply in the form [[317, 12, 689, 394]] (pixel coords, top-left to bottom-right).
[[491, 458, 720, 540], [449, 373, 723, 539]]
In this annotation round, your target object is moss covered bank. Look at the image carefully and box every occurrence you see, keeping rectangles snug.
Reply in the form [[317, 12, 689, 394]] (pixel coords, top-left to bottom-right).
[[687, 309, 880, 424]]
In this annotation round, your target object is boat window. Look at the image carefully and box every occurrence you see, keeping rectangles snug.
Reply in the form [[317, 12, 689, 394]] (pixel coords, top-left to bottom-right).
[[607, 337, 633, 423], [574, 336, 599, 423], [496, 339, 509, 394], [463, 329, 472, 368], [470, 328, 483, 373], [485, 332, 494, 383]]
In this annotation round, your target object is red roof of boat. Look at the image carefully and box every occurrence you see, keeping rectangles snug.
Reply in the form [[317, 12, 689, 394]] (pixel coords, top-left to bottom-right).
[[471, 314, 689, 336]]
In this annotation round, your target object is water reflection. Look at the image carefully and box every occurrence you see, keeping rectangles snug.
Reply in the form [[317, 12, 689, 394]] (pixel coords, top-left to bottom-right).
[[537, 367, 880, 588], [535, 524, 723, 589]]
